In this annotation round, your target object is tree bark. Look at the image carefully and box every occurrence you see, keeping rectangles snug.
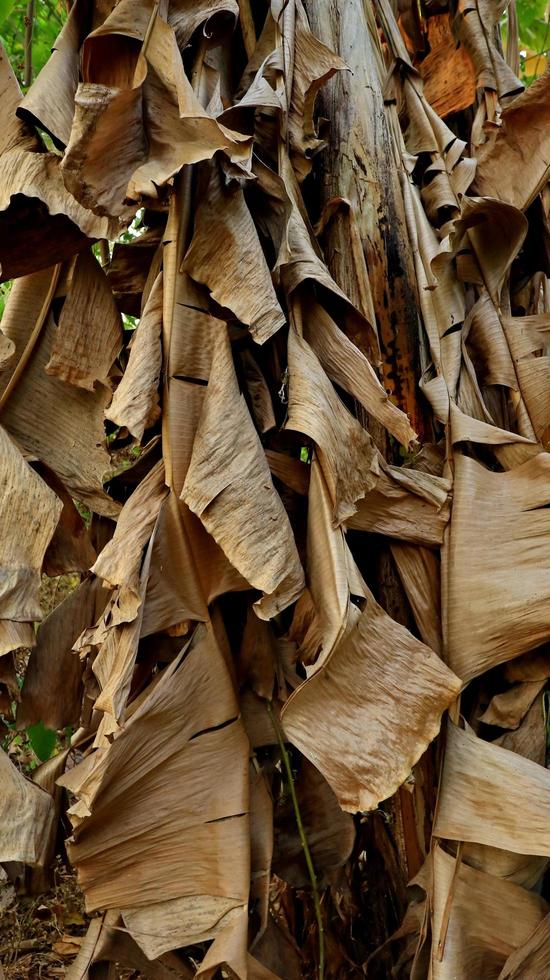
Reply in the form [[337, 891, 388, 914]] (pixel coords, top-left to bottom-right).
[[304, 0, 429, 442]]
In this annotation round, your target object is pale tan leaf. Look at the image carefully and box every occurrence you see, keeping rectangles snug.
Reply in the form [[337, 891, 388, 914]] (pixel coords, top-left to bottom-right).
[[299, 459, 364, 671], [18, 0, 89, 148], [46, 250, 122, 391], [461, 842, 547, 889], [0, 152, 118, 278], [282, 592, 460, 811], [61, 623, 250, 976], [348, 464, 450, 546], [0, 425, 62, 622], [478, 680, 545, 730], [0, 619, 35, 656], [181, 326, 304, 619], [66, 911, 193, 980], [450, 0, 522, 99], [288, 0, 347, 180], [444, 452, 550, 681], [496, 693, 547, 767], [0, 38, 40, 154], [0, 270, 117, 516], [391, 543, 442, 654], [0, 748, 54, 864], [302, 295, 415, 448], [91, 460, 167, 618], [0, 331, 15, 371], [498, 911, 550, 979], [430, 844, 546, 979], [141, 491, 247, 636], [106, 273, 162, 440], [286, 328, 379, 525], [182, 163, 285, 344], [435, 721, 550, 856], [474, 71, 550, 211], [62, 15, 251, 217]]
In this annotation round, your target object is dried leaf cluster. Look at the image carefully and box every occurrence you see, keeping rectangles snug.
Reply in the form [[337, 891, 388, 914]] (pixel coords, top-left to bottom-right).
[[1, 0, 550, 976]]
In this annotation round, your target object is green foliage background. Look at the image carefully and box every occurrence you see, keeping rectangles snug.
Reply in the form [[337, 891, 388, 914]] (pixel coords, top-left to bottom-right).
[[0, 0, 64, 87]]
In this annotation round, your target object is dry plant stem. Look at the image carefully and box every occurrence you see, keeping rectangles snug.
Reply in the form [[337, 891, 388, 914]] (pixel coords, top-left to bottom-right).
[[162, 40, 205, 488], [23, 0, 35, 86], [0, 263, 61, 411], [238, 0, 257, 58], [506, 0, 520, 75], [267, 700, 325, 980], [436, 841, 464, 960]]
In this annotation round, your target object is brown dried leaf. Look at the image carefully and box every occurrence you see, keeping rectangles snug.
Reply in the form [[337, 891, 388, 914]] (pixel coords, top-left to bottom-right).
[[0, 425, 62, 623], [62, 14, 251, 217], [106, 272, 163, 440], [286, 328, 379, 525], [0, 269, 117, 515], [474, 70, 550, 211], [282, 591, 460, 811], [288, 0, 347, 181], [61, 624, 250, 970], [435, 721, 550, 856], [444, 452, 550, 681], [479, 680, 545, 730], [181, 326, 304, 619], [430, 845, 546, 979], [182, 164, 285, 344], [0, 748, 54, 864], [46, 250, 122, 391], [17, 578, 109, 732], [498, 911, 550, 979]]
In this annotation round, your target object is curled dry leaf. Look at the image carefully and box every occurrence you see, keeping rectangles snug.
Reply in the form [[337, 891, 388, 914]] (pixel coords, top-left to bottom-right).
[[66, 911, 193, 980], [288, 0, 347, 180], [17, 578, 109, 732], [478, 680, 546, 730], [444, 452, 550, 681], [46, 250, 123, 391], [435, 721, 550, 856], [62, 13, 251, 217], [106, 272, 163, 440], [0, 748, 54, 864], [282, 591, 461, 811], [473, 71, 550, 211], [498, 911, 550, 979], [0, 426, 62, 623], [181, 325, 304, 619], [2, 0, 549, 970], [0, 268, 117, 515], [430, 845, 547, 979], [286, 328, 379, 526], [182, 163, 285, 345], [61, 624, 250, 970]]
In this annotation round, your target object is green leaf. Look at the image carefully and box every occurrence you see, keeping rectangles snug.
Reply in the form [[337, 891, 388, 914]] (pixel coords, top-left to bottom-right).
[[26, 720, 57, 761], [0, 0, 16, 28]]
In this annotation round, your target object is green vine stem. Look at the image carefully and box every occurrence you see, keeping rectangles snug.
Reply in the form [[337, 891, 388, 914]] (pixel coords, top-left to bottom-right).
[[266, 700, 325, 980]]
